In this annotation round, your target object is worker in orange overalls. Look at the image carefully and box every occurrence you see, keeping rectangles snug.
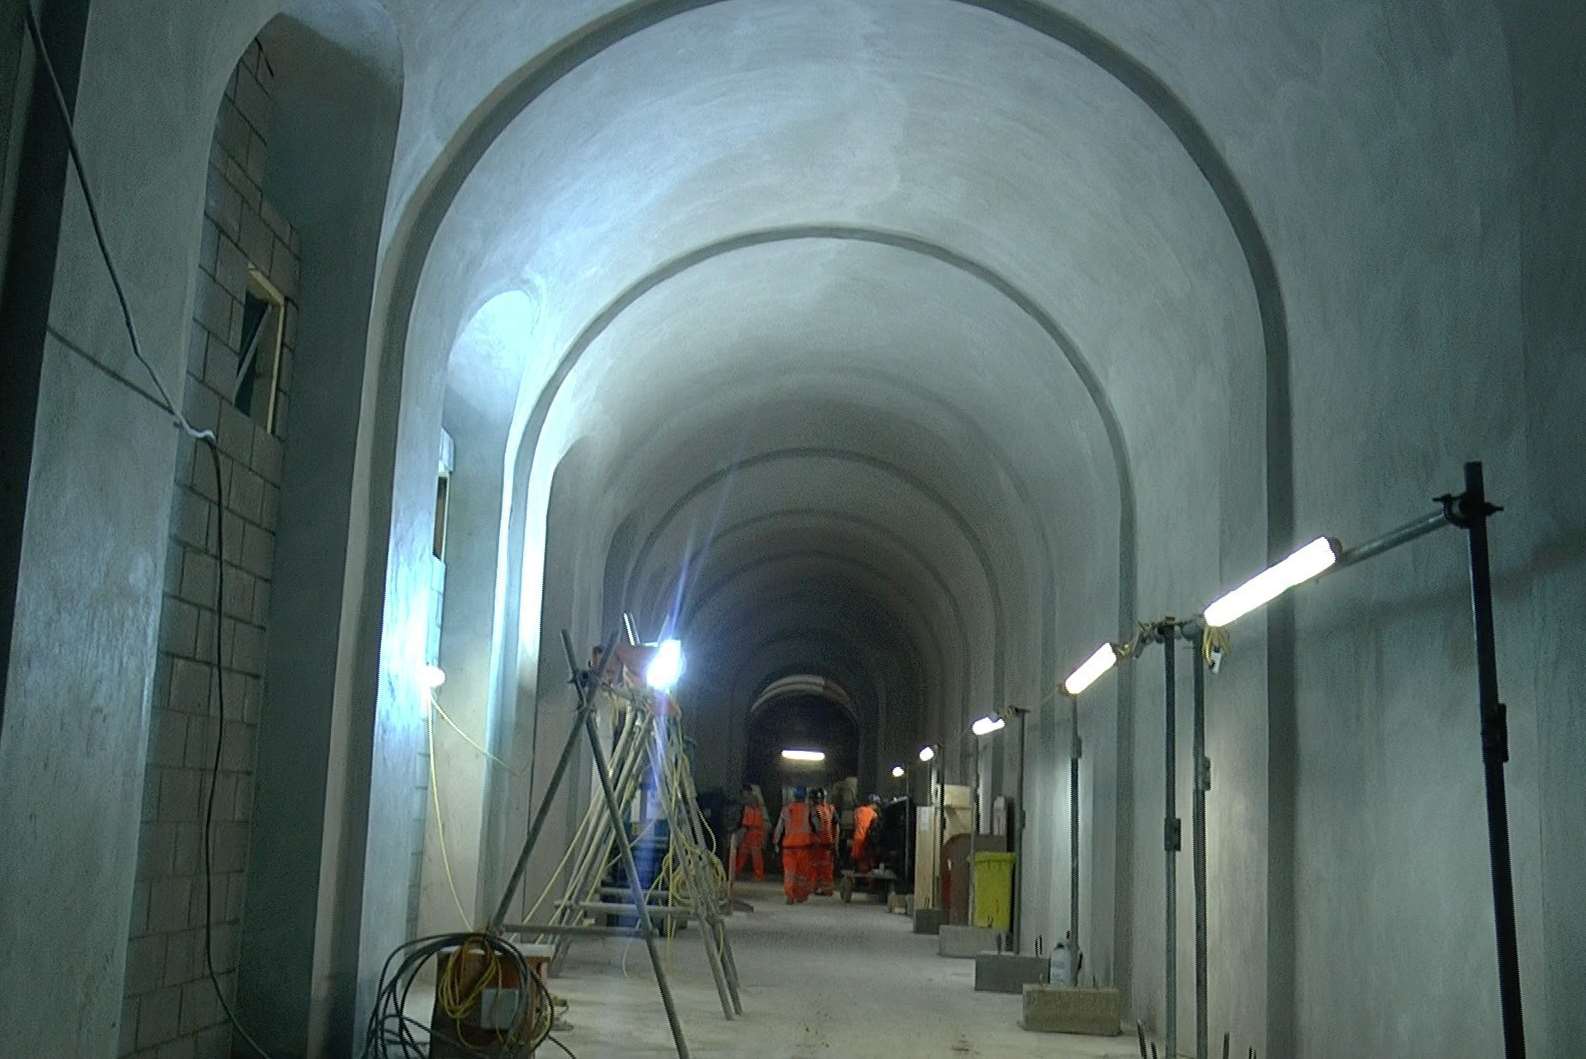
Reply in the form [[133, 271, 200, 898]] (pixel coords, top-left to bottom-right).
[[811, 788, 838, 896], [772, 786, 817, 903], [851, 793, 881, 873], [733, 784, 767, 881]]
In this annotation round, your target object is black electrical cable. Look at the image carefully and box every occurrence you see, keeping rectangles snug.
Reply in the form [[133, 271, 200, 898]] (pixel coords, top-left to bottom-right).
[[361, 933, 562, 1059], [203, 441, 272, 1059]]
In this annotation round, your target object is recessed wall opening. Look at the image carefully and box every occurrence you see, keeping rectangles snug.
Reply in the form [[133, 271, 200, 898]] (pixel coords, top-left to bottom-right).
[[233, 268, 287, 435]]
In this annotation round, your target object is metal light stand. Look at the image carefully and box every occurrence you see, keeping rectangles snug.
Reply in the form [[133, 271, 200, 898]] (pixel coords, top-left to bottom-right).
[[1066, 693, 1082, 984], [1177, 622, 1211, 1059], [1156, 619, 1182, 1059], [1012, 706, 1029, 952], [1329, 461, 1523, 1057], [485, 629, 691, 1058]]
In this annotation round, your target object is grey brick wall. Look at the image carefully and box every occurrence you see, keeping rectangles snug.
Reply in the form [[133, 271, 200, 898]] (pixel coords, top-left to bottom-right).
[[120, 40, 298, 1059]]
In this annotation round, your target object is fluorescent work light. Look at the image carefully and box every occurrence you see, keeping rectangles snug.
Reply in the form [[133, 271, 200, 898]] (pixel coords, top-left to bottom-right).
[[645, 639, 685, 690], [891, 765, 905, 778], [971, 715, 1006, 736], [418, 664, 447, 689], [1063, 643, 1118, 696], [1203, 536, 1341, 628], [781, 749, 825, 763], [918, 745, 936, 763]]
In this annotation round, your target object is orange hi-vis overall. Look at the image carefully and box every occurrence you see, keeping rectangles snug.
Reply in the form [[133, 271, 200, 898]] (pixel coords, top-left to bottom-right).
[[813, 802, 837, 894], [850, 803, 879, 873], [779, 801, 817, 902], [735, 804, 767, 880]]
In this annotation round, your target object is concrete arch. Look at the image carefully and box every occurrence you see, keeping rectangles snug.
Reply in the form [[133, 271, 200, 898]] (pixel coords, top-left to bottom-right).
[[623, 445, 1006, 690]]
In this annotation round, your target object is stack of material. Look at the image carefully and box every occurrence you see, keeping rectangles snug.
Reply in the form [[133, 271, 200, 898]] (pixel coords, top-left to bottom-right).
[[509, 677, 744, 1023]]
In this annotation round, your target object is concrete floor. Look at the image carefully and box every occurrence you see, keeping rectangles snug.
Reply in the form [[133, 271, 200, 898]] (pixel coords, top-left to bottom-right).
[[467, 881, 1136, 1058]]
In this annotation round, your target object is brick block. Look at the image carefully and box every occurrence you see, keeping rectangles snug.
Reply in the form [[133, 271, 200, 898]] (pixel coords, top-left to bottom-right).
[[234, 66, 272, 137], [251, 429, 283, 487], [194, 610, 218, 664], [912, 907, 945, 935], [938, 924, 1003, 958], [251, 581, 271, 629], [240, 523, 273, 577], [173, 490, 209, 549], [203, 334, 236, 394], [149, 875, 194, 934], [179, 979, 219, 1035], [220, 512, 244, 566], [1020, 984, 1123, 1036], [170, 659, 211, 713], [215, 99, 249, 163], [172, 822, 203, 877], [974, 953, 1048, 993], [138, 983, 182, 1046], [221, 567, 253, 621], [162, 930, 197, 987], [185, 320, 208, 378], [239, 207, 274, 269], [184, 716, 215, 769], [124, 934, 166, 995], [150, 709, 188, 768], [138, 821, 177, 879], [244, 130, 267, 187], [193, 1025, 229, 1059], [195, 276, 232, 342], [228, 466, 263, 523], [219, 403, 254, 465], [158, 1035, 196, 1059], [232, 622, 265, 675], [180, 551, 217, 608], [159, 768, 201, 823], [159, 599, 199, 657]]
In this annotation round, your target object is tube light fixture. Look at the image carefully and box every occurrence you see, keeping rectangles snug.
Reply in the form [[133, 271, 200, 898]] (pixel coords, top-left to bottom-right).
[[645, 638, 685, 690], [1063, 643, 1118, 696], [1203, 536, 1341, 628], [918, 745, 936, 763], [781, 748, 825, 763], [891, 765, 906, 778], [418, 664, 447, 689], [971, 714, 1006, 736]]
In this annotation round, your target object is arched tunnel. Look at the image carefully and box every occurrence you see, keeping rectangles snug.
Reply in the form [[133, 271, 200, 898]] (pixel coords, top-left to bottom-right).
[[1, 1, 1582, 1057]]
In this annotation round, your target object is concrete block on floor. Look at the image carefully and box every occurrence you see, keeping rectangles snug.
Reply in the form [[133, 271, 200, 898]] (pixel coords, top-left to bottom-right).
[[887, 893, 909, 914], [912, 907, 945, 934], [1020, 984, 1123, 1036], [937, 924, 1001, 957], [974, 952, 1047, 993]]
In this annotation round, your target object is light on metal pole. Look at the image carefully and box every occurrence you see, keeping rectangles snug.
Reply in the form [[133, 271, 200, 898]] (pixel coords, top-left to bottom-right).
[[918, 743, 943, 911], [645, 638, 685, 690]]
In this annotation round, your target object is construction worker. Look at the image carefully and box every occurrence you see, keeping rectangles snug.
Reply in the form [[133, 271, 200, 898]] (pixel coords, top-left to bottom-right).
[[733, 784, 767, 881], [811, 788, 838, 896], [772, 786, 817, 903], [851, 794, 881, 873]]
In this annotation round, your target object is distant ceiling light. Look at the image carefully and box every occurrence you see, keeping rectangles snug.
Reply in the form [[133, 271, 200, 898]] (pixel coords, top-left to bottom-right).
[[645, 639, 685, 691], [418, 664, 446, 689], [971, 715, 1006, 737], [1203, 537, 1341, 628], [781, 749, 825, 763], [1063, 643, 1119, 696], [890, 765, 905, 778], [918, 745, 936, 763]]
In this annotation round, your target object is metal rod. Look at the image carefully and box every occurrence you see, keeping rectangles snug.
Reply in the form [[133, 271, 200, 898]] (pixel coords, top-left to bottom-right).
[[582, 705, 690, 1055], [1013, 709, 1027, 952], [1069, 694, 1081, 984], [487, 706, 595, 932], [500, 923, 644, 938], [1163, 627, 1179, 1059], [487, 630, 621, 932], [1460, 462, 1525, 1058], [1335, 507, 1449, 569], [1191, 635, 1209, 1059]]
